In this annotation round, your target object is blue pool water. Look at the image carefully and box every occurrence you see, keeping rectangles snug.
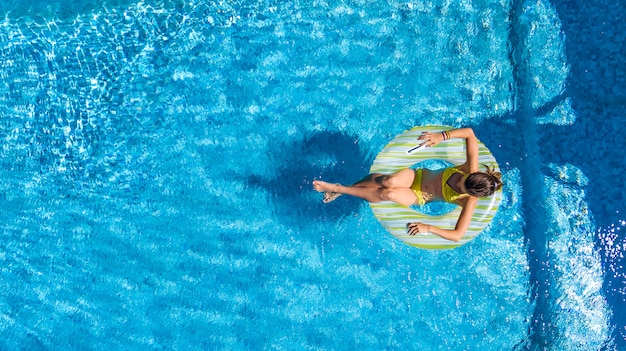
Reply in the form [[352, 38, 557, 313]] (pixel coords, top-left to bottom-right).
[[0, 0, 624, 349]]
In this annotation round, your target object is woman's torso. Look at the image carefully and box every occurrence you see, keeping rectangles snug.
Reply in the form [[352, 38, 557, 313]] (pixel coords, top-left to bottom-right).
[[420, 167, 466, 204]]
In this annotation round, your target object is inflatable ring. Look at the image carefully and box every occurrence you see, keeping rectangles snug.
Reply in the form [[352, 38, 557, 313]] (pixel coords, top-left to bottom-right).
[[369, 125, 502, 249]]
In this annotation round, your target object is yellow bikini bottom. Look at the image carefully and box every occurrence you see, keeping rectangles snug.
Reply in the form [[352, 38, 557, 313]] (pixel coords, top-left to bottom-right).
[[410, 169, 426, 206]]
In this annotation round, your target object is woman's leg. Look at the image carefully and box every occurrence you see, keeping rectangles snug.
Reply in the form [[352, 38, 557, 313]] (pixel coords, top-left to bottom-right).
[[352, 173, 386, 187], [353, 169, 418, 205], [380, 168, 416, 188], [313, 180, 417, 206], [313, 168, 417, 205], [318, 173, 386, 203], [313, 181, 382, 202], [349, 169, 416, 189]]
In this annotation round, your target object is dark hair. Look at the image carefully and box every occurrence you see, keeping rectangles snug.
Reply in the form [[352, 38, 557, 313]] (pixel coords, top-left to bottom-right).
[[464, 165, 503, 197]]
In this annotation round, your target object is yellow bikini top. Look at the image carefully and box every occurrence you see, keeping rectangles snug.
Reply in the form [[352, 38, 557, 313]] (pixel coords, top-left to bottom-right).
[[441, 167, 467, 203]]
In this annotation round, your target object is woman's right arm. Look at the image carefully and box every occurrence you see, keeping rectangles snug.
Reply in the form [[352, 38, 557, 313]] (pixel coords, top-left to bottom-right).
[[407, 196, 478, 242]]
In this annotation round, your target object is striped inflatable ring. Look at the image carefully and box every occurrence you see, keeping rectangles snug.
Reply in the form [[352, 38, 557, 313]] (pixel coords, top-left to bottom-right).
[[369, 125, 502, 249]]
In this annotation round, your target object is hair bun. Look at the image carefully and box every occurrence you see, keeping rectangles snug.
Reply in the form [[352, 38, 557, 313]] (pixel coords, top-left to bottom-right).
[[483, 165, 503, 191]]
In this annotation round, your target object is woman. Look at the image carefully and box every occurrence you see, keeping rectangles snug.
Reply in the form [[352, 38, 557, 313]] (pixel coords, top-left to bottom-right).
[[312, 127, 502, 242]]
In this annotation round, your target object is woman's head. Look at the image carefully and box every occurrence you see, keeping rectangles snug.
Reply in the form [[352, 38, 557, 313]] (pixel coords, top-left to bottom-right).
[[464, 165, 503, 197]]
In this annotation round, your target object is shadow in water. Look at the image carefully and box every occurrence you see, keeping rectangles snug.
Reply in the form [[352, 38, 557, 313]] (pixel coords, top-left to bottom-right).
[[547, 0, 626, 230], [549, 1, 626, 348], [476, 0, 626, 348], [247, 131, 373, 229]]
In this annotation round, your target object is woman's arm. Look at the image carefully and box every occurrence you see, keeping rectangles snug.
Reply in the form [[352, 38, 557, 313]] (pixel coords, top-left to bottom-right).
[[407, 196, 478, 242], [419, 127, 479, 173], [449, 128, 479, 174]]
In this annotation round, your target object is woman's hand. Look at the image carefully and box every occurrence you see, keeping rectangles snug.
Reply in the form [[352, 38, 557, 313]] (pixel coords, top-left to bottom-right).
[[407, 222, 431, 236], [417, 131, 445, 147]]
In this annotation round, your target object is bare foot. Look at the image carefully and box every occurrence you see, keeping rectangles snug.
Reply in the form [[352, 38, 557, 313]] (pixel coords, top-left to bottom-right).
[[313, 180, 342, 203], [323, 191, 342, 203], [312, 180, 338, 192]]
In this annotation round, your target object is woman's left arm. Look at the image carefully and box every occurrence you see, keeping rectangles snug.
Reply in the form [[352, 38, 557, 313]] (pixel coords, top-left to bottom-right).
[[451, 128, 479, 174], [407, 196, 478, 242], [419, 127, 479, 173]]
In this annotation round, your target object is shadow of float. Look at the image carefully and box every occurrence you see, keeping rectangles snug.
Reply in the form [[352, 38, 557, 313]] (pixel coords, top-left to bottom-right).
[[247, 131, 373, 229]]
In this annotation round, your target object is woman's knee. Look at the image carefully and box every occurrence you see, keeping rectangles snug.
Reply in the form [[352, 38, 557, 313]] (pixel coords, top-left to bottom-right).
[[381, 188, 402, 202], [379, 188, 394, 201], [382, 169, 413, 188], [381, 188, 416, 206], [381, 174, 402, 188]]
